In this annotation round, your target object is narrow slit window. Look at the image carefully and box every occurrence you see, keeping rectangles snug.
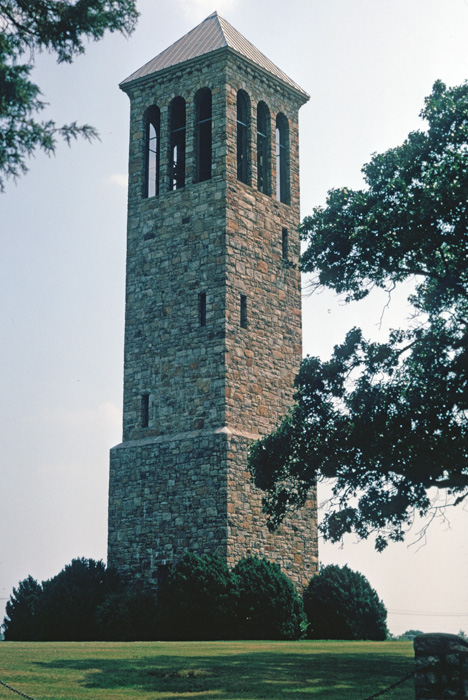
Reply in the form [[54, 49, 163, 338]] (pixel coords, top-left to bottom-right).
[[157, 564, 170, 589], [282, 228, 289, 260], [199, 291, 207, 327], [276, 113, 290, 204], [195, 88, 212, 182], [257, 102, 270, 194], [145, 106, 160, 198], [141, 393, 150, 428], [170, 97, 186, 190], [240, 294, 248, 329], [237, 90, 250, 184]]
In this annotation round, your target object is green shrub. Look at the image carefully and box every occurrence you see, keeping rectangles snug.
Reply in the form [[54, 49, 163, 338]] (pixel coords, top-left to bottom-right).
[[157, 552, 237, 640], [3, 558, 123, 641], [40, 558, 122, 641], [304, 564, 388, 640], [4, 553, 311, 643], [233, 557, 305, 640], [3, 575, 43, 641], [96, 587, 158, 640]]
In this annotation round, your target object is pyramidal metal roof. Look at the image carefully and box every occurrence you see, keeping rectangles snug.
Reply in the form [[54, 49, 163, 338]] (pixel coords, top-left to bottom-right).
[[120, 12, 308, 98]]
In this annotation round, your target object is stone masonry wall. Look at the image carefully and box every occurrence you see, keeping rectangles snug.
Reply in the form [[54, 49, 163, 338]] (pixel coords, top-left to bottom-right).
[[414, 633, 468, 699], [221, 56, 318, 586], [109, 429, 317, 591], [120, 51, 228, 442], [109, 429, 229, 587], [108, 46, 318, 591], [223, 56, 304, 435], [226, 432, 317, 589]]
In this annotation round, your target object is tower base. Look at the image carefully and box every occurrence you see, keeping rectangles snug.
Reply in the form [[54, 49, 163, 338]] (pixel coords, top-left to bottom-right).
[[108, 427, 318, 591]]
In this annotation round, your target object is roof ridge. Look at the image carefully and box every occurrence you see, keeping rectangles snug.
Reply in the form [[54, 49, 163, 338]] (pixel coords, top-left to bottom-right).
[[121, 13, 223, 85], [120, 12, 308, 99]]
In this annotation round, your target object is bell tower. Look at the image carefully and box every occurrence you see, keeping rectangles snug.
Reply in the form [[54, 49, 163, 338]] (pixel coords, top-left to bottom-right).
[[108, 12, 318, 590]]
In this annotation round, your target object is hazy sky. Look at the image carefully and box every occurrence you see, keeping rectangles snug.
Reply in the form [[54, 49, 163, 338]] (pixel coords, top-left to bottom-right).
[[1, 0, 468, 637]]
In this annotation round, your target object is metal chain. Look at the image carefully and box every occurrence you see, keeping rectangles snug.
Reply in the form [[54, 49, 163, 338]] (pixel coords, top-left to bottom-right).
[[362, 667, 415, 700], [0, 679, 38, 700], [0, 665, 417, 700]]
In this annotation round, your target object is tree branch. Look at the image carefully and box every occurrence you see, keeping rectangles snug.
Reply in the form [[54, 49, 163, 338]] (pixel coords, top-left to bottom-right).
[[0, 3, 39, 39]]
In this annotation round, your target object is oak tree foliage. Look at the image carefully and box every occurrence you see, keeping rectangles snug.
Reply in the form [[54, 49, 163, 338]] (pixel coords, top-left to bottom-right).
[[0, 0, 138, 189], [250, 80, 468, 550]]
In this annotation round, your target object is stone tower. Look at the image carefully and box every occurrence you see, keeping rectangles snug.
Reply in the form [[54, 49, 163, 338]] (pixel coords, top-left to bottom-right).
[[108, 12, 318, 590]]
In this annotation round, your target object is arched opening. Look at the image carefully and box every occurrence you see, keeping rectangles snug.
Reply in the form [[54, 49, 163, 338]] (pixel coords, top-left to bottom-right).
[[195, 88, 212, 182], [144, 105, 160, 198], [276, 113, 290, 204], [237, 90, 250, 184], [170, 97, 186, 190], [257, 101, 270, 195]]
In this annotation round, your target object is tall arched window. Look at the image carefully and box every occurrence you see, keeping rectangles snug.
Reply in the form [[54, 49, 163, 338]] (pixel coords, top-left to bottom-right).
[[257, 101, 270, 195], [144, 106, 160, 198], [170, 97, 186, 190], [237, 90, 250, 184], [195, 88, 212, 182], [276, 113, 290, 204]]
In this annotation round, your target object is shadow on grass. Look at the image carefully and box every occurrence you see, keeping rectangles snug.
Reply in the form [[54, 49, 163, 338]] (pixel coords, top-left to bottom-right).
[[36, 649, 414, 699]]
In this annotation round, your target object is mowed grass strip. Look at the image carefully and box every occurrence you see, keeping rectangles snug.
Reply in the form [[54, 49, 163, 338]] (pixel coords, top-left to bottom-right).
[[0, 640, 414, 699]]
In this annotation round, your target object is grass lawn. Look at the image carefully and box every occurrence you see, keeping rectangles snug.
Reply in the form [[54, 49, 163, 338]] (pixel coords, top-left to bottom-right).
[[0, 640, 414, 700]]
